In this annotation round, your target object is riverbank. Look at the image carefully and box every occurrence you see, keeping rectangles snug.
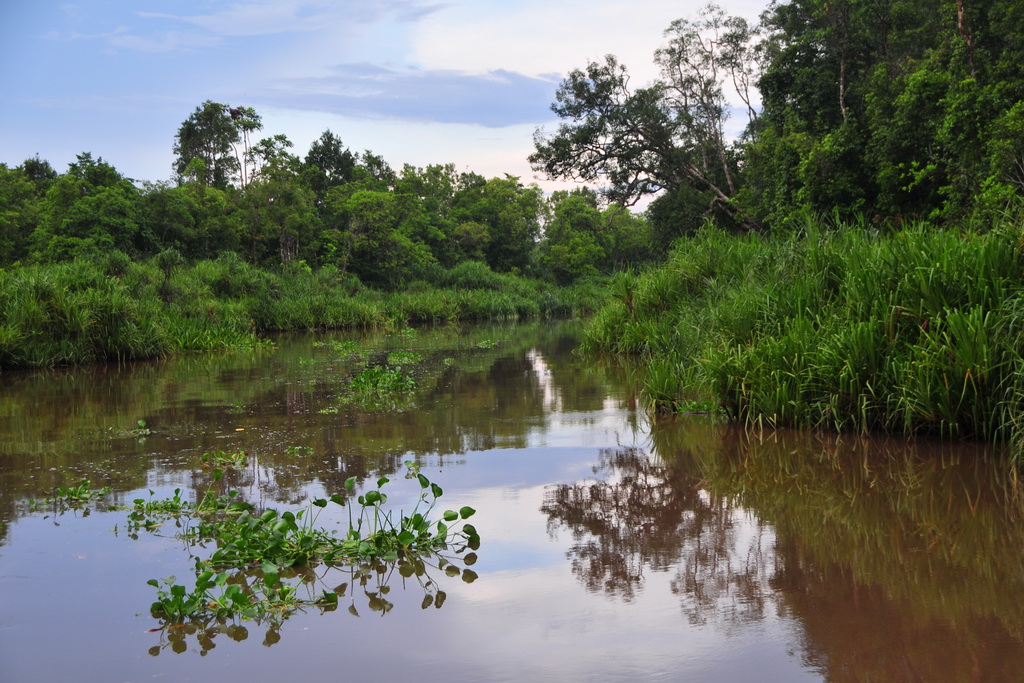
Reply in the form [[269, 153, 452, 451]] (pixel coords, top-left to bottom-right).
[[0, 254, 608, 369], [581, 220, 1024, 449]]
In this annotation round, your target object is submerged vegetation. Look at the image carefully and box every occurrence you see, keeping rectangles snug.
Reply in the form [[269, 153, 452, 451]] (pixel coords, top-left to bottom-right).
[[19, 450, 479, 629]]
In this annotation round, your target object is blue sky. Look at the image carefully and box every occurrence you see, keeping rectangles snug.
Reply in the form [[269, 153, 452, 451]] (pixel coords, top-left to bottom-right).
[[0, 0, 767, 190]]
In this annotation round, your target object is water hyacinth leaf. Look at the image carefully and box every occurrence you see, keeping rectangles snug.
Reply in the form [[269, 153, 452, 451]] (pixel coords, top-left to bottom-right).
[[344, 476, 357, 491], [364, 490, 382, 505], [443, 509, 459, 522], [312, 498, 327, 508], [376, 476, 389, 488], [397, 530, 415, 546], [459, 506, 476, 519], [330, 493, 345, 506], [417, 473, 429, 489], [261, 561, 279, 576], [431, 483, 443, 498]]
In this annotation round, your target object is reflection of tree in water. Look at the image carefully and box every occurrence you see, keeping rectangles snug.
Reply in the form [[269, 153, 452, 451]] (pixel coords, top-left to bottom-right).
[[541, 445, 776, 627]]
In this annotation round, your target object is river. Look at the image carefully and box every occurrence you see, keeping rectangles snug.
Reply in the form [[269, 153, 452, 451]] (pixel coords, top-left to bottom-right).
[[1, 321, 1022, 681]]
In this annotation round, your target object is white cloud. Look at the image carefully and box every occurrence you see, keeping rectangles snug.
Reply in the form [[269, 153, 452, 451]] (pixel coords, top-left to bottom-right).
[[135, 0, 445, 38], [261, 63, 558, 127], [108, 30, 220, 53]]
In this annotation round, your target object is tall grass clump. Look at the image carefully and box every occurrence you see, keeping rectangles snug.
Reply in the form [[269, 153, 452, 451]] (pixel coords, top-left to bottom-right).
[[582, 221, 1024, 452], [1, 252, 599, 369]]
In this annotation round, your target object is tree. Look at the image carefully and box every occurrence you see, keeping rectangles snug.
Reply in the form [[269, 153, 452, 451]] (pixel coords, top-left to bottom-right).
[[173, 101, 263, 189], [0, 164, 40, 264], [452, 175, 542, 273], [538, 190, 608, 284], [328, 188, 434, 287], [31, 153, 143, 262], [303, 130, 357, 208], [530, 3, 762, 232], [235, 168, 320, 267]]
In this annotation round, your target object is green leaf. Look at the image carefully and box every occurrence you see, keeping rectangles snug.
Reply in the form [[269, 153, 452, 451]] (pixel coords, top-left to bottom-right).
[[330, 494, 345, 506], [344, 476, 356, 491], [364, 490, 382, 505], [417, 473, 429, 489], [431, 483, 443, 498], [312, 498, 327, 508], [146, 579, 158, 587], [459, 506, 476, 520], [376, 476, 390, 488], [443, 509, 459, 522]]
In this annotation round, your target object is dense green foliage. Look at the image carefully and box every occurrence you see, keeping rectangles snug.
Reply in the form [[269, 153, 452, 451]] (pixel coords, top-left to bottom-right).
[[5, 0, 1024, 451], [582, 222, 1024, 447], [532, 0, 1024, 236], [0, 102, 657, 288], [0, 254, 607, 369]]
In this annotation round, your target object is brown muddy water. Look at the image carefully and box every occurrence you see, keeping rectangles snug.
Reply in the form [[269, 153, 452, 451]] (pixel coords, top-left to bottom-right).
[[2, 321, 1024, 682]]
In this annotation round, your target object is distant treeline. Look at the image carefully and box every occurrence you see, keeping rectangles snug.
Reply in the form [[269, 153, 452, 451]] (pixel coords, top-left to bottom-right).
[[0, 102, 658, 289]]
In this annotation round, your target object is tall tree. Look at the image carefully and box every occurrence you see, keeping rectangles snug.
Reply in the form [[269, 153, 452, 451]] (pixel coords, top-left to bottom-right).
[[530, 4, 762, 232], [172, 101, 262, 189], [303, 130, 357, 208]]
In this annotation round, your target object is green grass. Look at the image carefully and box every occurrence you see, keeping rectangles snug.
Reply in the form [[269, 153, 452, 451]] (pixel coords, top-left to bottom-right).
[[0, 256, 608, 369], [582, 220, 1024, 454]]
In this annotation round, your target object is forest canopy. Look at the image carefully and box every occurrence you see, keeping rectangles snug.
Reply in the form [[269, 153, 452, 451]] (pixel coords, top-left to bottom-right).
[[3, 0, 1023, 282], [531, 0, 1024, 234]]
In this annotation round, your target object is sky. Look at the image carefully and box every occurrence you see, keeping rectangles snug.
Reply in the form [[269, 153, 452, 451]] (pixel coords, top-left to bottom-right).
[[0, 0, 769, 191]]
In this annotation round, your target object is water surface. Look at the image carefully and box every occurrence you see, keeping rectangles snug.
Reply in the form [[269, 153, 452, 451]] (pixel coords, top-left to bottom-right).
[[1, 321, 1022, 681]]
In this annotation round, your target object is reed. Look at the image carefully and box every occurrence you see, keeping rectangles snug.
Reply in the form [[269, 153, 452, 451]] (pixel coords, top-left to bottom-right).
[[583, 220, 1024, 453], [0, 255, 595, 369]]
